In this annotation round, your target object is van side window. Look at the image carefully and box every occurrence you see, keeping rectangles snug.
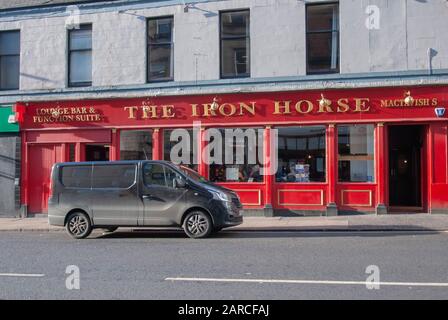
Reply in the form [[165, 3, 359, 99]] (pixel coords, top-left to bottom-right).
[[61, 165, 92, 188], [164, 166, 182, 189], [143, 163, 166, 187], [92, 164, 136, 189], [143, 163, 181, 188]]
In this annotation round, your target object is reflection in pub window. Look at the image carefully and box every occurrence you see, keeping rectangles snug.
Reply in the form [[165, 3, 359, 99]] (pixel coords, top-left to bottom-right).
[[85, 144, 109, 161], [338, 124, 374, 182], [163, 129, 197, 170], [276, 126, 326, 183], [209, 128, 263, 183], [120, 130, 153, 160]]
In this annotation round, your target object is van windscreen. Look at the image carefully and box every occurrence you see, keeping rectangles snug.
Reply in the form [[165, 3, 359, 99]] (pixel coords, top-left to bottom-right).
[[60, 165, 92, 188], [92, 164, 136, 189]]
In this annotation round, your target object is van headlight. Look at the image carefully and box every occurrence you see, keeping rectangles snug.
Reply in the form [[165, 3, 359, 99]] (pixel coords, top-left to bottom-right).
[[211, 190, 231, 202]]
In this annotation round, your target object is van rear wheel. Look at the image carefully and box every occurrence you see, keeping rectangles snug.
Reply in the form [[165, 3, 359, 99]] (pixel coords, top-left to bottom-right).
[[66, 212, 92, 239], [183, 211, 212, 239]]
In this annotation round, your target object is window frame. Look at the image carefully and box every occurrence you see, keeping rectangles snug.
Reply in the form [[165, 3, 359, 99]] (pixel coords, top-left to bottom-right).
[[207, 126, 265, 184], [119, 129, 154, 161], [0, 29, 20, 91], [305, 2, 340, 75], [219, 9, 251, 79], [163, 128, 197, 169], [68, 24, 93, 88], [146, 16, 174, 83], [337, 124, 376, 183], [275, 125, 327, 184]]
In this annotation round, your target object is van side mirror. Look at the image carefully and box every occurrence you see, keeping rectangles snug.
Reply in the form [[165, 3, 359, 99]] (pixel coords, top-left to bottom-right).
[[175, 177, 187, 188]]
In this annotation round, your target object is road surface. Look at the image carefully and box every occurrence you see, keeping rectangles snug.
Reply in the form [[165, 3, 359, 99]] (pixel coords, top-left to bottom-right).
[[0, 230, 447, 299]]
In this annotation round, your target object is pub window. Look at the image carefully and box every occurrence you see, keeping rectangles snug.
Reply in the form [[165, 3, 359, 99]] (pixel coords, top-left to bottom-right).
[[306, 3, 339, 74], [147, 16, 174, 82], [68, 24, 92, 87], [0, 30, 20, 90], [208, 128, 263, 183], [276, 126, 326, 183], [85, 144, 109, 161], [220, 10, 250, 78], [338, 124, 374, 182], [163, 129, 197, 170], [120, 130, 153, 160]]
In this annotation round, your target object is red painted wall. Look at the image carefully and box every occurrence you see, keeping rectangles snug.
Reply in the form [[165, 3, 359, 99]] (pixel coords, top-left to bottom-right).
[[429, 123, 448, 210]]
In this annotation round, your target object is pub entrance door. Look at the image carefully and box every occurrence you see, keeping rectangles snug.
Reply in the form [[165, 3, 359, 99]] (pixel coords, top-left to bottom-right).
[[28, 144, 64, 214], [388, 125, 424, 211]]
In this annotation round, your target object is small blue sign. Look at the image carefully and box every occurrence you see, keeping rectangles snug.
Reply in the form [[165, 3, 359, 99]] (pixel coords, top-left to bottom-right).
[[435, 107, 446, 118]]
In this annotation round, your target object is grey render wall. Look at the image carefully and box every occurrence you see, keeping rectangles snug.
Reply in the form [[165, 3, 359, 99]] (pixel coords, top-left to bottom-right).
[[0, 135, 20, 217], [341, 0, 448, 73], [0, 0, 446, 92]]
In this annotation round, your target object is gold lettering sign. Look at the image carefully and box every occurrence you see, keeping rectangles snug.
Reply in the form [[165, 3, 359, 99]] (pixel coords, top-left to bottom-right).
[[119, 96, 440, 120], [381, 98, 438, 108], [33, 107, 102, 123], [272, 98, 372, 115]]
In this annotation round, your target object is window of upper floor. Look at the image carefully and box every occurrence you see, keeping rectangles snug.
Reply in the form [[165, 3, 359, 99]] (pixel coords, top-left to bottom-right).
[[0, 30, 20, 90], [147, 16, 174, 82], [220, 10, 250, 79], [306, 2, 340, 75], [68, 24, 92, 87]]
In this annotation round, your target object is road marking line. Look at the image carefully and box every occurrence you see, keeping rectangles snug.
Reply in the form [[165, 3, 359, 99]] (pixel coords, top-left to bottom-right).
[[0, 273, 45, 278], [165, 277, 448, 288]]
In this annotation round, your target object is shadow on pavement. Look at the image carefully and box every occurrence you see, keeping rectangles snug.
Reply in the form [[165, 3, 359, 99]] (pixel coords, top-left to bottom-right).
[[96, 228, 442, 239]]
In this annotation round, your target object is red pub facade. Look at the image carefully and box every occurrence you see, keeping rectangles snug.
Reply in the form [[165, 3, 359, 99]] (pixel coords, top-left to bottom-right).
[[18, 85, 448, 216]]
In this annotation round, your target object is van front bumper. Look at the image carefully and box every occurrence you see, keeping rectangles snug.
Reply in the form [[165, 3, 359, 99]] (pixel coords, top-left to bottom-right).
[[221, 214, 243, 227], [211, 200, 243, 228]]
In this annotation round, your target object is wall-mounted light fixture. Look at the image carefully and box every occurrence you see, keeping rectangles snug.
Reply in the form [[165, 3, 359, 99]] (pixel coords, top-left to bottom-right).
[[319, 94, 331, 109], [181, 1, 191, 12], [211, 97, 219, 111], [404, 91, 414, 106]]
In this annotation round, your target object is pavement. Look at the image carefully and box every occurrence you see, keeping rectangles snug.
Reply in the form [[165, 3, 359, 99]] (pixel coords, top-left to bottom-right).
[[1, 213, 448, 232]]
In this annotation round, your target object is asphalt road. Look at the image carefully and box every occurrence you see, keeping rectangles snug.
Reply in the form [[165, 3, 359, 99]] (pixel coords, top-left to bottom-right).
[[0, 230, 447, 300]]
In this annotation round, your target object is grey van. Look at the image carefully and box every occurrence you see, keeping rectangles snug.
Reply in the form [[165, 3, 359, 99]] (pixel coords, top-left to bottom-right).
[[48, 160, 243, 239]]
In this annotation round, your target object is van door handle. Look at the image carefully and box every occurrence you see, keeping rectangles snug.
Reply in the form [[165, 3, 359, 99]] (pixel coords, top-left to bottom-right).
[[142, 194, 151, 199]]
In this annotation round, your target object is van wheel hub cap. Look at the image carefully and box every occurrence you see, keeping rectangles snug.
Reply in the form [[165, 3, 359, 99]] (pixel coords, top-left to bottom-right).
[[69, 216, 88, 235], [187, 214, 208, 235]]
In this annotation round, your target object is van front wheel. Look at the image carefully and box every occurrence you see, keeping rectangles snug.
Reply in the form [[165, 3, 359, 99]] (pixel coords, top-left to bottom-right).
[[66, 212, 92, 239], [183, 211, 212, 239]]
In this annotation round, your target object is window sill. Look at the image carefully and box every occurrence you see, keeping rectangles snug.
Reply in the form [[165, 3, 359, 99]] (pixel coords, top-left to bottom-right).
[[220, 75, 251, 80], [68, 82, 92, 88], [147, 79, 174, 83]]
